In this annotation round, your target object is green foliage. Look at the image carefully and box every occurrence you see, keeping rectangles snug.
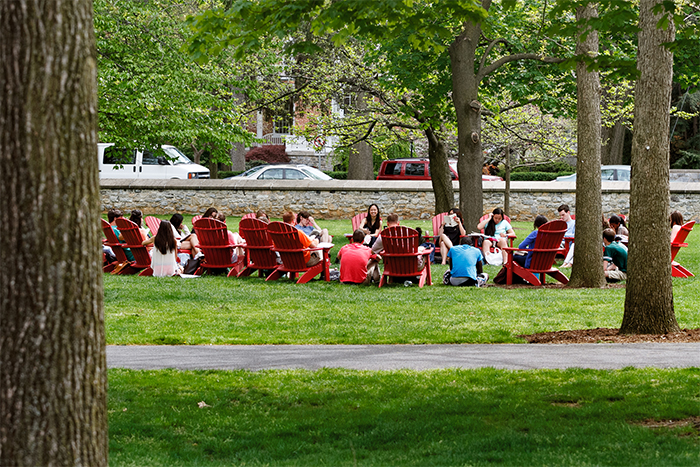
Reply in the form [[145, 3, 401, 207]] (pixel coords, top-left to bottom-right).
[[512, 161, 576, 173], [244, 145, 290, 164], [500, 171, 573, 181], [109, 368, 700, 466], [94, 0, 255, 162], [671, 149, 700, 169]]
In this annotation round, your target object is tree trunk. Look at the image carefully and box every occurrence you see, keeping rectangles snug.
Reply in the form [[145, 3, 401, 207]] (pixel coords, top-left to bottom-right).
[[601, 121, 626, 165], [568, 3, 606, 288], [504, 146, 511, 216], [425, 126, 455, 214], [229, 142, 246, 172], [0, 0, 107, 465], [450, 22, 484, 229], [621, 0, 678, 333], [347, 92, 374, 180]]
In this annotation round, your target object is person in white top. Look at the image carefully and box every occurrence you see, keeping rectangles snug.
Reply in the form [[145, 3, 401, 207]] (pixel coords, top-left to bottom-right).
[[142, 220, 181, 277]]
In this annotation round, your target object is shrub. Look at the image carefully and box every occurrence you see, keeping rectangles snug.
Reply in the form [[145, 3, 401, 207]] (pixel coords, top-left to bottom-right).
[[503, 171, 573, 181], [245, 145, 289, 164]]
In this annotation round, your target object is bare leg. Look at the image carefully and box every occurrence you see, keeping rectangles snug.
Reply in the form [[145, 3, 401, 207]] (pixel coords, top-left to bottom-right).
[[440, 234, 453, 264], [482, 239, 493, 260], [496, 237, 509, 264]]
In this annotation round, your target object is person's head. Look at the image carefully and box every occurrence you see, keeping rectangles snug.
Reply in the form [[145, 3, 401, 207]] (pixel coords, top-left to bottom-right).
[[352, 229, 366, 243], [367, 204, 380, 220], [460, 236, 473, 246], [602, 214, 610, 230], [534, 215, 548, 229], [609, 215, 623, 231], [107, 208, 123, 223], [154, 220, 177, 255], [449, 207, 464, 224], [670, 210, 684, 227], [215, 212, 226, 223], [169, 213, 184, 231], [203, 207, 218, 218], [484, 208, 504, 236], [297, 211, 311, 226], [603, 228, 616, 244], [386, 213, 399, 227], [282, 211, 295, 224], [256, 209, 269, 223], [129, 209, 143, 227], [558, 204, 572, 222]]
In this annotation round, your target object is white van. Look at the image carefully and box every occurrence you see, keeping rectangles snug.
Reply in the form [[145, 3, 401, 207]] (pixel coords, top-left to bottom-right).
[[98, 143, 210, 179]]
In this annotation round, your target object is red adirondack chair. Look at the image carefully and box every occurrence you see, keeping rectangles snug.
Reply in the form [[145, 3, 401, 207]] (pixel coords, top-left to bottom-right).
[[476, 213, 516, 247], [193, 217, 245, 277], [377, 225, 433, 288], [241, 213, 256, 220], [238, 217, 280, 278], [191, 215, 202, 231], [101, 219, 131, 273], [672, 220, 695, 278], [266, 221, 333, 283], [144, 215, 161, 238], [114, 218, 153, 276], [502, 219, 568, 286], [345, 212, 367, 239]]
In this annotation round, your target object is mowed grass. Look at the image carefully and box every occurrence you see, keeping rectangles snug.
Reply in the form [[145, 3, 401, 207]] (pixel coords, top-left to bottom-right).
[[105, 217, 700, 344], [109, 368, 700, 467]]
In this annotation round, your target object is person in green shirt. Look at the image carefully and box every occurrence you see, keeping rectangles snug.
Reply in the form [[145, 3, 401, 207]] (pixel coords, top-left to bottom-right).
[[603, 228, 627, 282]]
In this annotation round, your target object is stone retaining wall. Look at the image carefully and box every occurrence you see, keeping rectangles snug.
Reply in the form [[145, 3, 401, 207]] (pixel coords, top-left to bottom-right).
[[100, 179, 700, 222]]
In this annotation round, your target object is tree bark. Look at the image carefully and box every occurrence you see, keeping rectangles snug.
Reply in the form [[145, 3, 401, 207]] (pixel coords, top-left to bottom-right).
[[229, 142, 246, 172], [568, 3, 606, 288], [621, 0, 679, 333], [0, 0, 108, 465], [450, 22, 485, 229], [601, 121, 626, 165], [504, 146, 511, 216], [347, 92, 374, 180], [425, 126, 455, 214]]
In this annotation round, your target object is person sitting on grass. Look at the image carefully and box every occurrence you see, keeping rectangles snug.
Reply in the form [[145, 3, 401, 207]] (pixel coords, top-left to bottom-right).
[[514, 215, 549, 268], [443, 237, 488, 287], [142, 220, 181, 277], [603, 228, 627, 282], [283, 211, 320, 267], [338, 230, 380, 285]]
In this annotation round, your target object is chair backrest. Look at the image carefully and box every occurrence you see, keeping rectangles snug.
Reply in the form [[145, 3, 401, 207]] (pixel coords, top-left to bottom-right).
[[478, 213, 512, 234], [351, 212, 367, 231], [432, 213, 446, 237], [528, 219, 567, 271], [144, 216, 161, 236], [241, 213, 256, 220], [267, 221, 308, 271], [191, 215, 202, 231], [672, 220, 695, 246], [380, 225, 422, 275], [239, 218, 278, 269], [101, 219, 130, 263], [115, 217, 151, 267], [193, 217, 235, 267]]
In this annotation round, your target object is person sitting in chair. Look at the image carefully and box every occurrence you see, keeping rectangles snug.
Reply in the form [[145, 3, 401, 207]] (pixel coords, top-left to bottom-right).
[[513, 215, 549, 268], [338, 230, 379, 285], [603, 228, 627, 282], [477, 207, 514, 265], [444, 237, 488, 287], [295, 211, 332, 244], [283, 211, 320, 267]]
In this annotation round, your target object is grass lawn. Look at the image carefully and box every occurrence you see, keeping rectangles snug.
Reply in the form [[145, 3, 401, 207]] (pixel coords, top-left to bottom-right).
[[109, 368, 700, 466], [106, 214, 700, 466], [105, 216, 700, 345]]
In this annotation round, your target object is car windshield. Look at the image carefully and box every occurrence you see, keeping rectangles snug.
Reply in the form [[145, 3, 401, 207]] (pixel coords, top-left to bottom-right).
[[299, 166, 333, 180], [163, 147, 194, 165], [239, 166, 267, 177]]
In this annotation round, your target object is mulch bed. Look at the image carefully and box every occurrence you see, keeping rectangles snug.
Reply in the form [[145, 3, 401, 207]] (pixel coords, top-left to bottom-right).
[[520, 327, 700, 344]]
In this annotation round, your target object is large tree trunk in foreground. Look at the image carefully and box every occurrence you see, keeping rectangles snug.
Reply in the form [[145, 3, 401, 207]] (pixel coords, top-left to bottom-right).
[[425, 126, 455, 214], [568, 3, 606, 288], [621, 0, 679, 334], [450, 22, 485, 229], [0, 0, 108, 465]]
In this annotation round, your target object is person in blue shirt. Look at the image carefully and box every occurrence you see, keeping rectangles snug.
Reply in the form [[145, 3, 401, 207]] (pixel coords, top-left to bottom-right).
[[513, 215, 549, 269], [444, 237, 488, 287]]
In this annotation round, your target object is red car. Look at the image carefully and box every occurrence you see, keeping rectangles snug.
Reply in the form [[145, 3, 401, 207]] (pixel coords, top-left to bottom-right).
[[376, 158, 503, 181]]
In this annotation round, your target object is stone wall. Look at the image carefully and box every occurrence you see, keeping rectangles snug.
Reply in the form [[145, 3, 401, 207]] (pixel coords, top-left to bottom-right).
[[100, 179, 700, 222]]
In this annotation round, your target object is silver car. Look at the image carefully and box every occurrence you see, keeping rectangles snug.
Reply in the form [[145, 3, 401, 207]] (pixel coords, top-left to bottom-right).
[[555, 165, 631, 182], [227, 164, 334, 180]]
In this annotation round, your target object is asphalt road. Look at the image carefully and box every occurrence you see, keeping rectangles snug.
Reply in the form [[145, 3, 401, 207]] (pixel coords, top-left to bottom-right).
[[107, 343, 700, 371]]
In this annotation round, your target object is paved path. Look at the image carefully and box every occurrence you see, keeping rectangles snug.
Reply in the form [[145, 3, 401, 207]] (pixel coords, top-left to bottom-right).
[[107, 344, 700, 371]]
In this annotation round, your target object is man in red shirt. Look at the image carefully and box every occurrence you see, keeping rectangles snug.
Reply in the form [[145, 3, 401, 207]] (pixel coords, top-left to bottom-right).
[[338, 230, 378, 284]]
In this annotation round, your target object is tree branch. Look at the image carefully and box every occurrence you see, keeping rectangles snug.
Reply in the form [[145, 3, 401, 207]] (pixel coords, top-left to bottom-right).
[[477, 53, 564, 83]]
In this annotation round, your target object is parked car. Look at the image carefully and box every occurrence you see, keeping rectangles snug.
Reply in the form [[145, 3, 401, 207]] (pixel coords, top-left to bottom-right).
[[226, 164, 334, 180], [98, 143, 210, 179], [376, 158, 503, 181], [554, 165, 631, 182]]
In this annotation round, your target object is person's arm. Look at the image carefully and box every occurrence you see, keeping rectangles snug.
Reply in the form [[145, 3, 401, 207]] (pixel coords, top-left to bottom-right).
[[476, 260, 483, 275], [476, 214, 491, 230], [142, 236, 155, 246], [502, 222, 514, 237], [457, 217, 466, 236], [309, 216, 321, 229]]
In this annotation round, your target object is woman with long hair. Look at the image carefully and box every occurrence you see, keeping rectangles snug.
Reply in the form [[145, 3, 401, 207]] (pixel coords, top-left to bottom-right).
[[476, 207, 515, 264], [142, 220, 181, 277], [168, 213, 199, 257], [670, 210, 684, 242], [360, 204, 382, 246], [438, 207, 466, 265]]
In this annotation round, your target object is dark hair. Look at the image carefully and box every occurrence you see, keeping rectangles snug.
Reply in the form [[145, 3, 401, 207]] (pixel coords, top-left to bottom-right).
[[603, 228, 617, 243], [558, 204, 570, 213], [448, 207, 464, 226], [203, 207, 218, 218], [352, 229, 366, 243], [484, 208, 505, 236], [215, 212, 227, 223], [169, 213, 184, 233], [534, 215, 548, 229], [256, 209, 269, 222], [107, 208, 123, 223], [460, 236, 473, 246], [297, 211, 311, 224], [670, 211, 683, 227], [154, 220, 177, 255], [129, 209, 143, 227], [365, 204, 381, 233], [609, 215, 627, 230]]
